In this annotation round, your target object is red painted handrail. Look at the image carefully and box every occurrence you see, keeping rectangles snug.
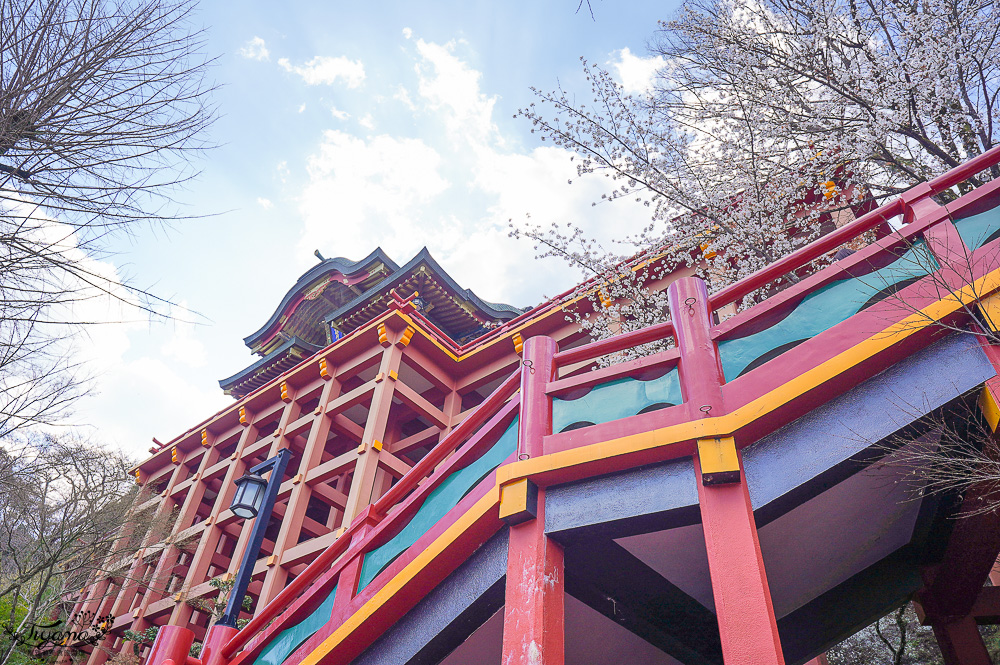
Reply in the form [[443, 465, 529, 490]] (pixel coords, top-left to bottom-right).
[[547, 347, 681, 398], [710, 144, 1000, 313], [707, 198, 905, 313], [553, 320, 675, 368], [926, 144, 1000, 194]]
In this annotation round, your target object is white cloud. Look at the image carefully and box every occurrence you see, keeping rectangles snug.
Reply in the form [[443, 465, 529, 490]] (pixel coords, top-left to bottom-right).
[[160, 305, 208, 368], [330, 107, 350, 120], [394, 86, 416, 111], [278, 55, 366, 87], [0, 201, 230, 457], [402, 27, 413, 39], [276, 160, 290, 183], [291, 34, 654, 308], [297, 130, 449, 261], [298, 103, 307, 114], [358, 113, 375, 130], [414, 39, 499, 148], [256, 197, 273, 209], [83, 355, 229, 456], [238, 36, 270, 62], [611, 47, 666, 95]]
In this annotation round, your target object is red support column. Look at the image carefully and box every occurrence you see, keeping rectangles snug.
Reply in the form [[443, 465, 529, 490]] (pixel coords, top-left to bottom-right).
[[259, 374, 341, 607], [694, 452, 784, 665], [343, 340, 403, 522], [200, 624, 239, 665], [932, 616, 992, 665], [501, 334, 563, 665], [668, 277, 784, 665], [501, 488, 564, 665]]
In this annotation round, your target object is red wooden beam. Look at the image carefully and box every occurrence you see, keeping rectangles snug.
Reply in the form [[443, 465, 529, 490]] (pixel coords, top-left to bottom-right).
[[917, 478, 1000, 624], [547, 347, 679, 398], [931, 616, 992, 665], [969, 586, 1000, 624]]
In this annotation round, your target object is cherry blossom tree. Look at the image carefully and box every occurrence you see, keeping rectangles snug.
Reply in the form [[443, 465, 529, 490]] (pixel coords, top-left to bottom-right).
[[515, 0, 999, 348]]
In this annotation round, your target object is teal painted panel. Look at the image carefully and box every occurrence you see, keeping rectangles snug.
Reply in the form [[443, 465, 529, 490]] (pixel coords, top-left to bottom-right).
[[718, 243, 937, 382], [357, 418, 519, 591], [551, 369, 682, 434], [955, 206, 1000, 250], [252, 584, 337, 665]]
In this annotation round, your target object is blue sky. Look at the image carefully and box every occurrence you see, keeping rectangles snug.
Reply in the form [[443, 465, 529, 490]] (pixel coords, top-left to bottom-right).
[[76, 0, 681, 456]]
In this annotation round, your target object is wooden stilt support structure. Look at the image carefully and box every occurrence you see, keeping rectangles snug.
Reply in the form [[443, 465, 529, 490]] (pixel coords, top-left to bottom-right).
[[669, 277, 784, 665]]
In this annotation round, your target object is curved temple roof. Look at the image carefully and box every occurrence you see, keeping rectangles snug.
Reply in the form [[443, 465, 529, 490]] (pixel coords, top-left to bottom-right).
[[244, 248, 399, 354], [220, 247, 523, 396]]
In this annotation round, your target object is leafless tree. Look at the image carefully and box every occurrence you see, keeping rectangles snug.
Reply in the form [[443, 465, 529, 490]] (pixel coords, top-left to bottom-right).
[[0, 0, 215, 437], [0, 433, 160, 665]]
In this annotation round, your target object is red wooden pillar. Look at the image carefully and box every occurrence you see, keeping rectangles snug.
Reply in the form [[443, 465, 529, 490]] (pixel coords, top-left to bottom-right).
[[343, 340, 403, 522], [668, 277, 784, 665], [932, 616, 992, 665], [502, 492, 564, 665], [501, 335, 563, 665], [145, 625, 194, 665]]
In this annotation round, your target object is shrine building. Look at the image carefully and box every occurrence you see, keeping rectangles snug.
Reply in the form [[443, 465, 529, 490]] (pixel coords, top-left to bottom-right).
[[65, 148, 1000, 665]]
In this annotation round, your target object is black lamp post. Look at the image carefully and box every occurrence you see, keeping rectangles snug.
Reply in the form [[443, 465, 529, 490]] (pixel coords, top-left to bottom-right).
[[216, 448, 291, 628]]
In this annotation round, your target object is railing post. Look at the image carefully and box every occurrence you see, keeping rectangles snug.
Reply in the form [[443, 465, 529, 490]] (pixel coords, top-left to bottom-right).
[[501, 334, 563, 665], [668, 277, 785, 665], [144, 625, 194, 665], [900, 181, 940, 224], [517, 336, 557, 459], [330, 510, 381, 624], [200, 624, 238, 665], [669, 279, 724, 420]]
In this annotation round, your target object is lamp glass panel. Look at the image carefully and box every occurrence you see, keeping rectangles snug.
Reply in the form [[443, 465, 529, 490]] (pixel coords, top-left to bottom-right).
[[231, 474, 267, 519]]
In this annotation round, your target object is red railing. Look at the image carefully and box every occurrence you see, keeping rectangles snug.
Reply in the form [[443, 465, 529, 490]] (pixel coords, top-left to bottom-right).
[[710, 144, 1000, 315], [553, 321, 675, 368]]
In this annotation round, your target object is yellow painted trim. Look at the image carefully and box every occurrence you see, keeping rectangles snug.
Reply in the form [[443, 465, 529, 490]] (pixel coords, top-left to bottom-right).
[[979, 292, 1000, 332], [498, 478, 530, 520], [981, 385, 1000, 433], [299, 487, 499, 665], [697, 437, 739, 474]]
